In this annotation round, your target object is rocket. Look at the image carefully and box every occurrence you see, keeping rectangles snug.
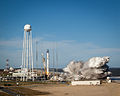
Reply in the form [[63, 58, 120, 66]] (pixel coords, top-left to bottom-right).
[[46, 49, 49, 76]]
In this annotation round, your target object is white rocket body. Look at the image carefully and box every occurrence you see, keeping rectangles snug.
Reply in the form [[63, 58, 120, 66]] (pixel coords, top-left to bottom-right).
[[46, 49, 49, 76]]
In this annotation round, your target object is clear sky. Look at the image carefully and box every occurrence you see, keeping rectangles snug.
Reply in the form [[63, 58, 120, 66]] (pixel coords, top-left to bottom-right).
[[0, 0, 120, 69]]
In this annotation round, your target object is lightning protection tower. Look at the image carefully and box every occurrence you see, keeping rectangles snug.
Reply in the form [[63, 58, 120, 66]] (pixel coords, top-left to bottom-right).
[[5, 59, 9, 71], [22, 24, 34, 81]]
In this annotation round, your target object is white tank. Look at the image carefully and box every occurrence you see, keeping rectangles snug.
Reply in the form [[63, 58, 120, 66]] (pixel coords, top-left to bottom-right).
[[24, 24, 31, 32]]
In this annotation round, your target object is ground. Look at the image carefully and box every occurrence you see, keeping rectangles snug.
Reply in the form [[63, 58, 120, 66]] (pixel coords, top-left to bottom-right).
[[30, 83, 120, 96], [0, 82, 120, 96]]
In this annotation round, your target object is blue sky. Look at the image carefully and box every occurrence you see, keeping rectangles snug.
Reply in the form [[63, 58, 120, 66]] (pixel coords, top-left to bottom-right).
[[0, 0, 120, 69]]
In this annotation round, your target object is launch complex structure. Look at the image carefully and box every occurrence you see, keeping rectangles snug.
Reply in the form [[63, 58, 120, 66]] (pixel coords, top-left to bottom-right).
[[21, 24, 50, 81]]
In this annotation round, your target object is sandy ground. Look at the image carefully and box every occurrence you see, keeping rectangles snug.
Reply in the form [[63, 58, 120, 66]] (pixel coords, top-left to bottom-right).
[[31, 83, 120, 96]]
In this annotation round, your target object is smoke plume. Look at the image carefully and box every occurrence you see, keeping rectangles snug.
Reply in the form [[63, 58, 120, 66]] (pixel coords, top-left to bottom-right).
[[63, 56, 111, 80]]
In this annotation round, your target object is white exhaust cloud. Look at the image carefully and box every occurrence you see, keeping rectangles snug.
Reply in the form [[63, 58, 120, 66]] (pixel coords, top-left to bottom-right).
[[63, 56, 111, 80]]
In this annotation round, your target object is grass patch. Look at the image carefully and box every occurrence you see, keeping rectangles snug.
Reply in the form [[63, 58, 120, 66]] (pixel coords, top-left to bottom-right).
[[0, 81, 69, 87], [7, 87, 51, 96], [0, 92, 12, 96]]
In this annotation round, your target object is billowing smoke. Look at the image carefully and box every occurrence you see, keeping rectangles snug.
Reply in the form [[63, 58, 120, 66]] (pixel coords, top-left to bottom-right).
[[63, 56, 111, 80]]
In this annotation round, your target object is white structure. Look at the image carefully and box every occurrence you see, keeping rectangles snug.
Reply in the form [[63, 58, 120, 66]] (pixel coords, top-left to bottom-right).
[[13, 73, 25, 77], [71, 80, 101, 85], [9, 67, 14, 71], [22, 24, 34, 81], [46, 49, 49, 76], [12, 68, 37, 78]]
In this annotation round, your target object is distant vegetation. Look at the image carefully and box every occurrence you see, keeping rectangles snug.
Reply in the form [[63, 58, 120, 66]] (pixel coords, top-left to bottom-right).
[[110, 68, 120, 76]]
